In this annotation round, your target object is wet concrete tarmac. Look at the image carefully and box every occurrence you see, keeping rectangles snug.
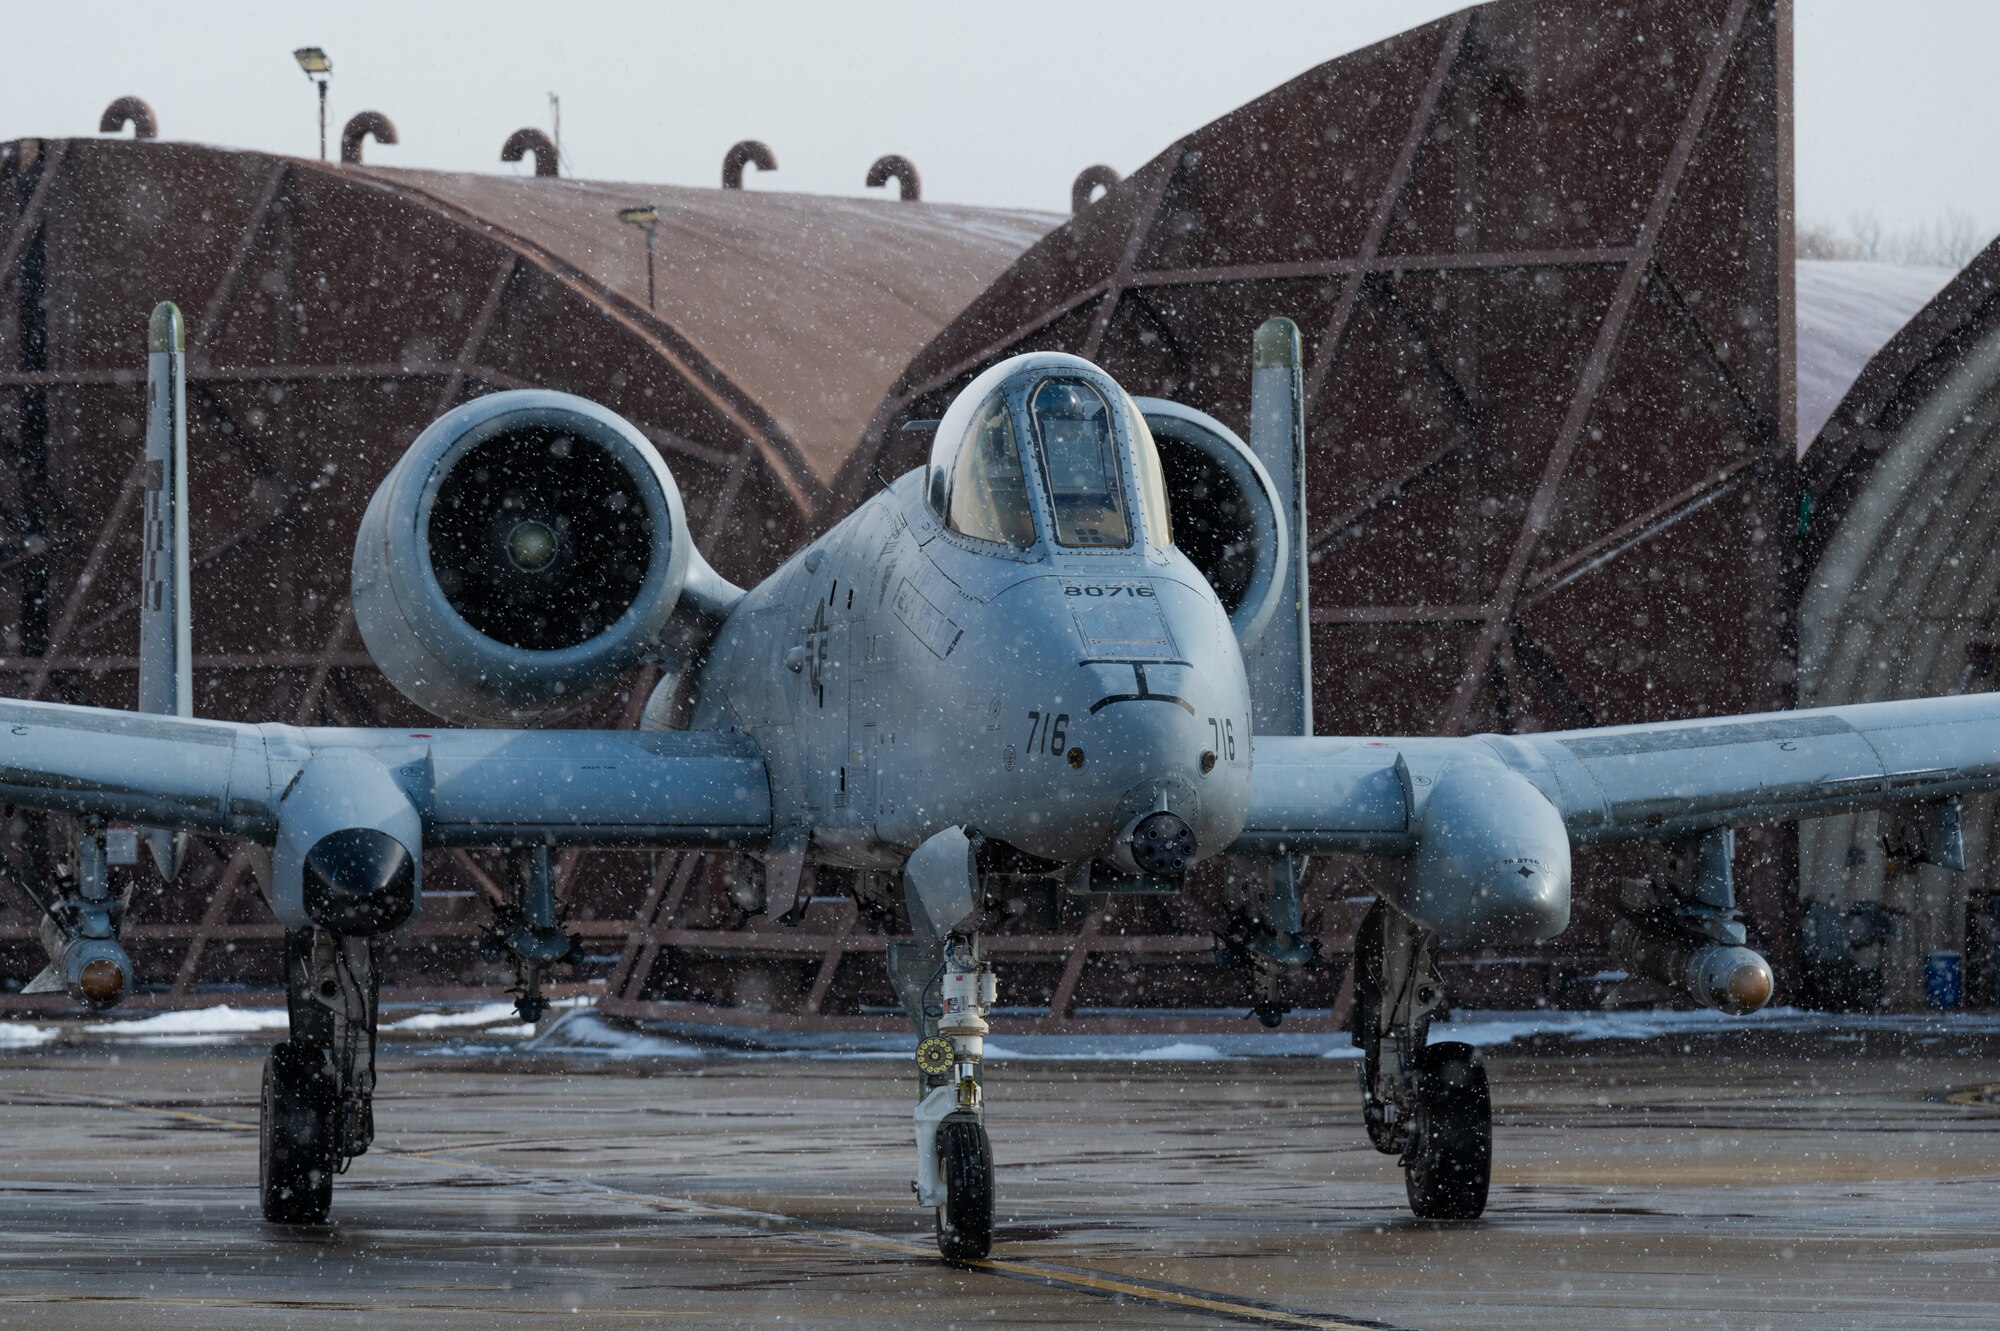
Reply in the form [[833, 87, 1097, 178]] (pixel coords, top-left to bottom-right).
[[2, 1024, 1999, 1329]]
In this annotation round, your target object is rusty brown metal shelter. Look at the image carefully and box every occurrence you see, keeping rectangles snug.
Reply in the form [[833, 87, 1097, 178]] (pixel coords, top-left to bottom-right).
[[0, 135, 1048, 1010], [1795, 238, 2000, 1008], [1, 0, 1808, 1031], [817, 0, 1800, 1021]]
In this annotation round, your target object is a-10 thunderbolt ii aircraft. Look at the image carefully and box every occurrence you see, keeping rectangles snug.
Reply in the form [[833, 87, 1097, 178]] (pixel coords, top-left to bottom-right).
[[5, 302, 1996, 1259]]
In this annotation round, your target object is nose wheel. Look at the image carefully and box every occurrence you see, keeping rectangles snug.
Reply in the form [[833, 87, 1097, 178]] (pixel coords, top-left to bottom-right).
[[895, 928, 1000, 1261], [934, 1113, 994, 1260]]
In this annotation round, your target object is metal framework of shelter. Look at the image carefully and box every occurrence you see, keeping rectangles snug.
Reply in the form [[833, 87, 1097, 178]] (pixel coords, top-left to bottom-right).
[[835, 0, 1800, 1019]]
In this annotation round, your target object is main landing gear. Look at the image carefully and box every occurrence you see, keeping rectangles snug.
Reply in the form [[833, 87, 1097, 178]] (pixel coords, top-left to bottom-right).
[[1352, 900, 1491, 1220], [898, 931, 998, 1261], [261, 927, 380, 1224]]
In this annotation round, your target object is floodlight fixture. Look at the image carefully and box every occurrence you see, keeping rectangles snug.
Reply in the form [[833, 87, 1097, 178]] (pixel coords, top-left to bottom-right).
[[619, 204, 662, 310], [293, 47, 333, 161]]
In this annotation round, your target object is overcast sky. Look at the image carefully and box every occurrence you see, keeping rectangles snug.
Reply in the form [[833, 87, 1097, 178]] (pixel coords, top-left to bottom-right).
[[2, 1, 1993, 243]]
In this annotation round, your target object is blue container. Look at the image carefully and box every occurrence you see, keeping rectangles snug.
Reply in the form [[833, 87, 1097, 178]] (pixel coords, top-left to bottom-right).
[[1925, 951, 1964, 1010]]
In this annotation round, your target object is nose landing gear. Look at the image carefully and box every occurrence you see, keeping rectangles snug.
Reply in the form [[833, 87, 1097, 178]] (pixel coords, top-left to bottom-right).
[[900, 931, 998, 1261]]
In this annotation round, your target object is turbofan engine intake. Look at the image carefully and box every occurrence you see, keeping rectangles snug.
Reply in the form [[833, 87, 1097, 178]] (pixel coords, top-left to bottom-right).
[[1131, 398, 1287, 652], [353, 390, 691, 725]]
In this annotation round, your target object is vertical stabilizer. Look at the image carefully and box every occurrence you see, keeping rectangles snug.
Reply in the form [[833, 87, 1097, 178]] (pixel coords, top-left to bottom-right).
[[1244, 317, 1311, 737], [139, 301, 190, 880]]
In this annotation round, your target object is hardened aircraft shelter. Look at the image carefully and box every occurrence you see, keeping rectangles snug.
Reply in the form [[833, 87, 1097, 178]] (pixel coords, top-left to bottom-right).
[[3, 0, 1991, 1023], [0, 132, 1049, 1008], [837, 0, 1801, 1024]]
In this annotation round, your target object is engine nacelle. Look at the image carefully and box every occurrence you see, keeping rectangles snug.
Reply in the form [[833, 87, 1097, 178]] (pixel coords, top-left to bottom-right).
[[1131, 398, 1287, 652], [353, 390, 692, 725]]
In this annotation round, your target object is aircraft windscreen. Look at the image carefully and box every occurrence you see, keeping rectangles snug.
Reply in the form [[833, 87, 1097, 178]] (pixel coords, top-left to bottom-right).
[[1030, 379, 1131, 547], [1126, 398, 1173, 548], [945, 394, 1035, 547]]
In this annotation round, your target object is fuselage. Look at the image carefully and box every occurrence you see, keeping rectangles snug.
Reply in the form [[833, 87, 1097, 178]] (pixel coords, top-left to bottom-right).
[[689, 468, 1253, 873]]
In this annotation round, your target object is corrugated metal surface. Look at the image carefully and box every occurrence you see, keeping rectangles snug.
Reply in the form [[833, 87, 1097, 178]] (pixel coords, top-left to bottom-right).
[[352, 166, 1055, 483]]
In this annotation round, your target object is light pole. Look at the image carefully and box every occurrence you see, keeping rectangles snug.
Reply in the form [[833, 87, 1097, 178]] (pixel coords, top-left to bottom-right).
[[618, 205, 661, 311], [293, 47, 332, 161]]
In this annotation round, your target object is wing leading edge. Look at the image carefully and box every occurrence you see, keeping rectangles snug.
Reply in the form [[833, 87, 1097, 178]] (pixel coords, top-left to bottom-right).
[[1238, 691, 2000, 854], [0, 696, 771, 849]]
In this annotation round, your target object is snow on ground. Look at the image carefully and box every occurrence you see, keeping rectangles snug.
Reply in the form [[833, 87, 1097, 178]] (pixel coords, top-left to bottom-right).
[[523, 1009, 704, 1059], [386, 1000, 531, 1032], [1416, 1004, 2000, 1052], [6, 1002, 2000, 1059], [82, 1005, 290, 1044], [0, 1021, 57, 1048], [983, 1039, 1229, 1062]]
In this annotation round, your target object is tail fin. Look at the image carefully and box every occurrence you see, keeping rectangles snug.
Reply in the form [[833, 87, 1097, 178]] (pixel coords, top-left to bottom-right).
[[1244, 317, 1312, 737], [138, 301, 190, 880]]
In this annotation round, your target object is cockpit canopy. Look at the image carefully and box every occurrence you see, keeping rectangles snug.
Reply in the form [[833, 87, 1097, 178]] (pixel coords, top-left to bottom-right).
[[926, 353, 1172, 552]]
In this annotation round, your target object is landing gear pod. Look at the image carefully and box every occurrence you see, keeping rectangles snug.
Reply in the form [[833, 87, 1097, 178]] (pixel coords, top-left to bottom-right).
[[269, 752, 423, 936], [1400, 760, 1571, 947], [353, 390, 692, 725]]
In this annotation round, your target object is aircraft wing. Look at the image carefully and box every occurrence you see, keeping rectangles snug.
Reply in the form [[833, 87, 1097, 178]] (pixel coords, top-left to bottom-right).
[[0, 696, 771, 849], [1237, 692, 2000, 854]]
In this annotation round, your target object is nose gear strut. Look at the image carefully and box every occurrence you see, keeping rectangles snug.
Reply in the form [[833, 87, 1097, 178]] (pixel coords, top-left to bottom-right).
[[908, 933, 996, 1260]]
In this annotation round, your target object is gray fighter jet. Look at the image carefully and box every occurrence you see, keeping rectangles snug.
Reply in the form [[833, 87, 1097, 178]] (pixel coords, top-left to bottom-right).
[[4, 303, 1992, 1259]]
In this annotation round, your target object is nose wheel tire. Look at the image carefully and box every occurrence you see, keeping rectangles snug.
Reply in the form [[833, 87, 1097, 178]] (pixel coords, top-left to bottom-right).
[[260, 1040, 337, 1224], [1402, 1041, 1491, 1221], [934, 1114, 994, 1261]]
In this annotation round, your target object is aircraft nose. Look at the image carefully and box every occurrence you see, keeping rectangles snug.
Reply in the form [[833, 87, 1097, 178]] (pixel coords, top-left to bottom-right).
[[981, 573, 1249, 866], [1072, 666, 1248, 881]]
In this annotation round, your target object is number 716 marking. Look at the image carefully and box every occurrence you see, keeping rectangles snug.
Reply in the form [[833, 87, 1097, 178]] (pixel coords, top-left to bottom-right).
[[1026, 710, 1069, 756]]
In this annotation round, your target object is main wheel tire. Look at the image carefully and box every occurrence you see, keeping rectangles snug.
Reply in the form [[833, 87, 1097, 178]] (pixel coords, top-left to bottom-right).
[[934, 1114, 994, 1261], [261, 1040, 337, 1224], [1403, 1040, 1491, 1221]]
